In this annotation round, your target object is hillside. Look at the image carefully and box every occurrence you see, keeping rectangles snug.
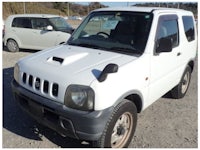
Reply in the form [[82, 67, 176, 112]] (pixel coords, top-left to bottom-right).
[[3, 2, 197, 20], [3, 2, 107, 20], [3, 2, 64, 20]]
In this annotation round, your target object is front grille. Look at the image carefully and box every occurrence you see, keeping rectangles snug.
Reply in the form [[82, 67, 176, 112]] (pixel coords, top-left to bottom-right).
[[22, 73, 26, 83], [28, 75, 33, 86], [52, 83, 59, 97], [43, 80, 49, 93], [35, 78, 40, 90], [22, 72, 59, 98]]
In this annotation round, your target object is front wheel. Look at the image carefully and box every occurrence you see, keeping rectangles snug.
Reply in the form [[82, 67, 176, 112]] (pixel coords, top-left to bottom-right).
[[171, 66, 192, 99], [93, 100, 137, 148]]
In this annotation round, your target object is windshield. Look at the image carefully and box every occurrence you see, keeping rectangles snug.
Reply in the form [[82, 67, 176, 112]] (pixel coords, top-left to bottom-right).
[[49, 17, 72, 30], [68, 11, 153, 55]]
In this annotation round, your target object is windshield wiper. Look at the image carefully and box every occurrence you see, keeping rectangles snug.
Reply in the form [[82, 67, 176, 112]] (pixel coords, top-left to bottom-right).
[[68, 42, 107, 50], [109, 47, 142, 55]]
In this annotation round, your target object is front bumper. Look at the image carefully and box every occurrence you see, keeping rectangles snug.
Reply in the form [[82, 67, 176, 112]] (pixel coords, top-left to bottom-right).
[[11, 80, 113, 141]]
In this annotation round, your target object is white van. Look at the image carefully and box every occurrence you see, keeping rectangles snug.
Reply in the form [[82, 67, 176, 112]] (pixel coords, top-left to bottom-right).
[[4, 14, 73, 52], [12, 7, 197, 148]]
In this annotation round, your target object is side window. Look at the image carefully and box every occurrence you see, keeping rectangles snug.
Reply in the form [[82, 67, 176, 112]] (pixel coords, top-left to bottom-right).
[[31, 18, 49, 30], [12, 18, 32, 29], [156, 17, 179, 48], [182, 16, 195, 42]]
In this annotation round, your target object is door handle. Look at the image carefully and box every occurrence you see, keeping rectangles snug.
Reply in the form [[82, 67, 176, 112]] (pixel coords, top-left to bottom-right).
[[177, 52, 181, 56]]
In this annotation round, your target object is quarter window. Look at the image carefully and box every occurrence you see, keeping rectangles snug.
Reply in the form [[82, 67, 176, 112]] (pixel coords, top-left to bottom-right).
[[12, 18, 32, 29], [182, 16, 195, 42]]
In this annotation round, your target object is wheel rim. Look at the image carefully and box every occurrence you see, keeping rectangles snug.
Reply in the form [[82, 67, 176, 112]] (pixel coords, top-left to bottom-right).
[[8, 40, 18, 51], [111, 112, 133, 148], [181, 71, 190, 94]]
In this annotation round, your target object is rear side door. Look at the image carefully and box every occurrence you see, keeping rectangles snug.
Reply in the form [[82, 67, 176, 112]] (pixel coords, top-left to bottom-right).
[[148, 14, 181, 103]]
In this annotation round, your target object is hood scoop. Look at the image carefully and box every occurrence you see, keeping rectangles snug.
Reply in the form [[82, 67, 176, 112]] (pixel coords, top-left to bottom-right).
[[47, 56, 64, 65], [46, 53, 88, 66], [52, 57, 64, 64]]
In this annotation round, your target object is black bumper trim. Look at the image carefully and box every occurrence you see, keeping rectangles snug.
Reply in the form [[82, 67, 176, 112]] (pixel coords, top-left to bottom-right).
[[11, 80, 113, 141]]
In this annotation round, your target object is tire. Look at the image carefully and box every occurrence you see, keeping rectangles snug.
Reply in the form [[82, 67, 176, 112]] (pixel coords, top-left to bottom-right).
[[171, 66, 192, 99], [93, 100, 137, 148], [6, 39, 19, 52]]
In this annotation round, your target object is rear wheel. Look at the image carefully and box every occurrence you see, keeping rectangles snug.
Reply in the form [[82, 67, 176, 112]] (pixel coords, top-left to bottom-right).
[[93, 100, 137, 148], [171, 66, 191, 99], [7, 39, 19, 52]]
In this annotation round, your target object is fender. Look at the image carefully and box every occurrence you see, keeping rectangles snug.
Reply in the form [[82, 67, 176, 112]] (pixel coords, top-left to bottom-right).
[[113, 90, 144, 113]]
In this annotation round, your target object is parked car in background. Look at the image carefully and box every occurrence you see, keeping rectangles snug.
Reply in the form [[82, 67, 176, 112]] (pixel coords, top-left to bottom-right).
[[4, 14, 74, 52], [2, 20, 5, 38], [69, 16, 83, 20]]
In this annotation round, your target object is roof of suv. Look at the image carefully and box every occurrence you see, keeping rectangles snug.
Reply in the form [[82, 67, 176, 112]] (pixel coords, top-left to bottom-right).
[[93, 6, 190, 14], [8, 14, 61, 18]]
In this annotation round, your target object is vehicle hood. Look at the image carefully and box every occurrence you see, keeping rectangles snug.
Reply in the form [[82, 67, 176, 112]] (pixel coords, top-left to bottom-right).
[[20, 45, 137, 84], [18, 45, 138, 103]]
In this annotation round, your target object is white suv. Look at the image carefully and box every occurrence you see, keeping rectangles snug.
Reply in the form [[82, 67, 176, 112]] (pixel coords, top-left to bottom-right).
[[4, 14, 73, 52], [12, 7, 197, 148]]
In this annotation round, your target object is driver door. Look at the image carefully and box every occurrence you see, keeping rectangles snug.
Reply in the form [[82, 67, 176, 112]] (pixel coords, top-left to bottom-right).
[[148, 14, 181, 104]]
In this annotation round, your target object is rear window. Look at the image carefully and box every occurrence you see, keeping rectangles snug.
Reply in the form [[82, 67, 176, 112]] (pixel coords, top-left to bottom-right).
[[12, 17, 32, 29], [182, 16, 195, 42]]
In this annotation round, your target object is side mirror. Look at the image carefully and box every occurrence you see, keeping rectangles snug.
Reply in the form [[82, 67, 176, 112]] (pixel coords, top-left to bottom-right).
[[156, 38, 172, 53], [98, 64, 118, 82], [46, 25, 53, 31], [66, 28, 75, 34], [71, 28, 75, 34]]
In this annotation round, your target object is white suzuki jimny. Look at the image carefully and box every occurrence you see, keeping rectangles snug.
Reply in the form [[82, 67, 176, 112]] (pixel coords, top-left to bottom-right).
[[12, 7, 197, 148]]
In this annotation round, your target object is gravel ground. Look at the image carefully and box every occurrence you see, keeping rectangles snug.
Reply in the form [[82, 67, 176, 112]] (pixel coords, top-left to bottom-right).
[[2, 47, 198, 148]]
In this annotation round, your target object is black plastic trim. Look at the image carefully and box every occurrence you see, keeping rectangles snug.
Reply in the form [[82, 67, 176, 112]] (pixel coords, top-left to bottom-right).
[[52, 57, 64, 64], [98, 63, 118, 82], [11, 80, 113, 141]]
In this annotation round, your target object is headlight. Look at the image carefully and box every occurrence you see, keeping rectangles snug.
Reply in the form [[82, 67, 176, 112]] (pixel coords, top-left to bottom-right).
[[64, 85, 95, 111], [14, 63, 20, 83]]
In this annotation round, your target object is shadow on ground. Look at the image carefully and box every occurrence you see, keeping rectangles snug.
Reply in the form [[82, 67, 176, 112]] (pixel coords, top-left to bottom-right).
[[3, 46, 40, 53]]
